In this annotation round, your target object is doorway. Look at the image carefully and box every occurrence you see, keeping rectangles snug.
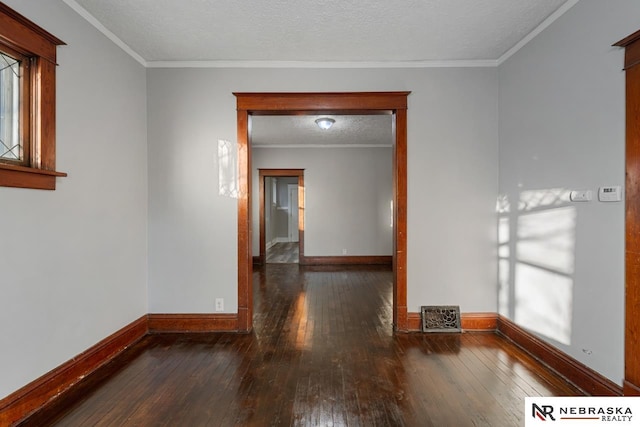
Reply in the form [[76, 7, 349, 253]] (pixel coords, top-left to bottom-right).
[[258, 169, 305, 265], [234, 92, 409, 333]]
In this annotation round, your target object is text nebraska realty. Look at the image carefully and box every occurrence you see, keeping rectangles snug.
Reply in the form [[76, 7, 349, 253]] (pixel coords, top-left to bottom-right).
[[560, 406, 632, 422]]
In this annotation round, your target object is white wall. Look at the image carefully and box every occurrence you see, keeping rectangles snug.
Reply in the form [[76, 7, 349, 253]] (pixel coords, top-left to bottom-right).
[[0, 1, 148, 399], [147, 67, 498, 314], [3, 0, 632, 402], [498, 0, 640, 385], [253, 147, 392, 256]]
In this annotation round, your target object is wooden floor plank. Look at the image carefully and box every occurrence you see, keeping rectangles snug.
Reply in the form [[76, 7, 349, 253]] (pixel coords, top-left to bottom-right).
[[23, 264, 583, 426], [267, 242, 299, 264]]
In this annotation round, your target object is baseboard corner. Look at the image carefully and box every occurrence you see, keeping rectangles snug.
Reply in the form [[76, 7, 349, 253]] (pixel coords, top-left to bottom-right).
[[497, 315, 623, 396], [624, 380, 640, 396], [0, 315, 148, 426]]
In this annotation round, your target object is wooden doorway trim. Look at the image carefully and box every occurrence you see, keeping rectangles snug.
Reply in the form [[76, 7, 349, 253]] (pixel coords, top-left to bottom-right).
[[234, 92, 410, 333], [615, 31, 640, 395], [258, 169, 305, 265]]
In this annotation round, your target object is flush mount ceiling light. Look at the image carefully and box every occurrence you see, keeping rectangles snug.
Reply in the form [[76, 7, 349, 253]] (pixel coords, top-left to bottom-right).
[[315, 117, 335, 130]]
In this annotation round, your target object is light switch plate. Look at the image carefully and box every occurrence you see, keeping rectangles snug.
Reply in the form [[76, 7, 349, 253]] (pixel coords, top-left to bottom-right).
[[570, 190, 592, 202]]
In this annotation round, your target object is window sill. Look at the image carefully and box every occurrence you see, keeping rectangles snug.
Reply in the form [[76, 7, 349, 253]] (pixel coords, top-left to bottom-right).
[[0, 163, 67, 190]]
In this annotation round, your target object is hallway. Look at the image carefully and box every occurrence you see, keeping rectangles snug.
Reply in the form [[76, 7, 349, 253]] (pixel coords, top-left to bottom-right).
[[266, 242, 299, 264], [29, 264, 581, 426]]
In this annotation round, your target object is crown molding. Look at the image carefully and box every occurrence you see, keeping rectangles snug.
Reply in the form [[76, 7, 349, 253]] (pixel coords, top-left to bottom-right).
[[63, 0, 580, 70], [62, 0, 147, 66], [145, 59, 498, 69], [497, 0, 580, 65], [252, 144, 393, 149]]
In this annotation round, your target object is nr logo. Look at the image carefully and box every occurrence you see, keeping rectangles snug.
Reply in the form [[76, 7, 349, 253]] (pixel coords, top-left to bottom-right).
[[532, 403, 556, 421]]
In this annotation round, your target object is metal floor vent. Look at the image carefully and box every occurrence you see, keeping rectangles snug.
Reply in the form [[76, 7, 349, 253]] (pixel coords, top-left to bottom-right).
[[421, 305, 461, 333]]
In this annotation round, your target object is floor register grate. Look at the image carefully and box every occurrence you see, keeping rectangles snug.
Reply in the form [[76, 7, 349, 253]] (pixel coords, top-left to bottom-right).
[[421, 305, 461, 333]]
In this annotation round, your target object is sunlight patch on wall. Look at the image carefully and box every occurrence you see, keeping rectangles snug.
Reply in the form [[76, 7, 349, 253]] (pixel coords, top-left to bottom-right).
[[517, 206, 575, 276], [498, 215, 510, 317], [218, 139, 239, 198], [514, 262, 573, 345], [516, 191, 575, 345], [518, 187, 567, 212], [497, 188, 576, 346]]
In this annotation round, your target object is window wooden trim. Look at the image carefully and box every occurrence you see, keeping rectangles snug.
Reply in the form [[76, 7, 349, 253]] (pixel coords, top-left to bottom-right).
[[0, 2, 66, 190]]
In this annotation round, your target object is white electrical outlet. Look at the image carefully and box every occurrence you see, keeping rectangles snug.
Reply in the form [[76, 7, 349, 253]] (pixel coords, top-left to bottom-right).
[[342, 248, 347, 255], [215, 298, 224, 312]]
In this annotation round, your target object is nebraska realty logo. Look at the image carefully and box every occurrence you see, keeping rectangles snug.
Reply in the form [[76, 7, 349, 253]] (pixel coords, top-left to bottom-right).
[[525, 397, 640, 426]]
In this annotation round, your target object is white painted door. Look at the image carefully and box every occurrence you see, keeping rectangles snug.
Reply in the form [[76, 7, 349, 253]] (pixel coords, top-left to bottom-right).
[[288, 184, 299, 243]]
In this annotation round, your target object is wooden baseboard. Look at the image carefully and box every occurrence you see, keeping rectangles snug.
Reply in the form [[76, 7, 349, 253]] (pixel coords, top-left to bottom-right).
[[407, 312, 421, 330], [0, 315, 148, 426], [148, 314, 238, 333], [407, 312, 498, 332], [300, 255, 392, 266], [3, 309, 626, 425], [461, 312, 498, 331], [624, 380, 640, 396], [497, 315, 622, 396]]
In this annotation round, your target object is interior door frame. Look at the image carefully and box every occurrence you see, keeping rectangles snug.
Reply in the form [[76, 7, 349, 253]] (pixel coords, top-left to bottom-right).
[[234, 92, 410, 333], [258, 169, 305, 265], [287, 183, 300, 243], [615, 31, 640, 395]]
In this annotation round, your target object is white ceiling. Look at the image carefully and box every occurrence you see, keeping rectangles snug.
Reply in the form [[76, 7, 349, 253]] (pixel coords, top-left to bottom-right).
[[62, 0, 577, 147], [65, 0, 577, 66], [251, 115, 393, 147]]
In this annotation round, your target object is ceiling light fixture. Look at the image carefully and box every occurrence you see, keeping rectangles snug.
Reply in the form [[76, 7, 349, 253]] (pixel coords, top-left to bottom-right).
[[315, 117, 335, 130]]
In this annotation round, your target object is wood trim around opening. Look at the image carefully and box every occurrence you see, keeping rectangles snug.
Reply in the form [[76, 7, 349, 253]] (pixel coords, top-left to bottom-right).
[[235, 92, 410, 333], [235, 92, 409, 113], [393, 108, 408, 332], [615, 29, 640, 70], [258, 169, 305, 266], [615, 30, 640, 396], [0, 315, 148, 426], [236, 109, 252, 333]]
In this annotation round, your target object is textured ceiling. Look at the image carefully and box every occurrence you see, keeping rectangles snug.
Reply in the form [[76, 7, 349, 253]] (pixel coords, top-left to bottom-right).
[[66, 0, 574, 64], [251, 115, 393, 147]]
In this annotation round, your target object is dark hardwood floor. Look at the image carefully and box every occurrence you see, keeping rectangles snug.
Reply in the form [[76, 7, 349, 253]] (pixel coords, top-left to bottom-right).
[[266, 242, 299, 264], [23, 264, 582, 426]]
